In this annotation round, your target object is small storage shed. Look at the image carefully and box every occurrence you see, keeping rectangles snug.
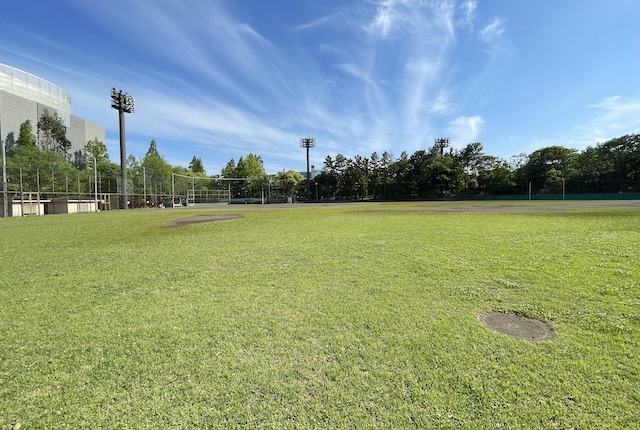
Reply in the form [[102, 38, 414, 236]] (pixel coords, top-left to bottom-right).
[[0, 194, 47, 217], [48, 196, 98, 214]]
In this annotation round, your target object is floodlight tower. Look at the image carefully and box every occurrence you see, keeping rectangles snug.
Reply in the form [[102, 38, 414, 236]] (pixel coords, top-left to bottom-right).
[[111, 88, 135, 209], [434, 137, 450, 156], [300, 137, 316, 202]]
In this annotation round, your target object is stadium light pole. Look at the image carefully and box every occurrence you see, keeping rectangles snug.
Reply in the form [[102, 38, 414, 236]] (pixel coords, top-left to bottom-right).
[[111, 88, 135, 209], [300, 137, 316, 202], [93, 155, 98, 212], [434, 137, 450, 156]]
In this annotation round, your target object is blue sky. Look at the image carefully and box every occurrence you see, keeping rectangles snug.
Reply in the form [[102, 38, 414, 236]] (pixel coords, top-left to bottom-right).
[[2, 0, 639, 175]]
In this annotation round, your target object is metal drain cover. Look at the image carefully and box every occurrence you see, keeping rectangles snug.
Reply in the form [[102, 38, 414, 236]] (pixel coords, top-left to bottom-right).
[[480, 311, 553, 341]]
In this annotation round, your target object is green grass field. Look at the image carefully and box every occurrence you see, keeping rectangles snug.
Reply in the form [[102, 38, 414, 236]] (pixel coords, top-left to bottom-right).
[[1, 201, 638, 429]]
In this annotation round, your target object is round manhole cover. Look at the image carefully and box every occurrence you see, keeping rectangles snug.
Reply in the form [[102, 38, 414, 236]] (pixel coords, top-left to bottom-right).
[[480, 311, 553, 341]]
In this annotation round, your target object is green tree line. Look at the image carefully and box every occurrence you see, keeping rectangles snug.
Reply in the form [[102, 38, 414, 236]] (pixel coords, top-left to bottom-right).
[[3, 111, 638, 203], [314, 135, 640, 200]]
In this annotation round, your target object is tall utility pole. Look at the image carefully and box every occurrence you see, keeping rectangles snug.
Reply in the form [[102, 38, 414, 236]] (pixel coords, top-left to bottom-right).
[[111, 88, 135, 209], [300, 137, 316, 202]]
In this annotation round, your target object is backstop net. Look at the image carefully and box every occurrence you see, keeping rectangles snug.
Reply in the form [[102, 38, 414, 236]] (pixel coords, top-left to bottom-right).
[[172, 174, 250, 206]]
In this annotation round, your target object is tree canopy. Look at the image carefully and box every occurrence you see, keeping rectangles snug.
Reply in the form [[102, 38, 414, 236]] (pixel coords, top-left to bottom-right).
[[37, 109, 71, 158], [17, 120, 36, 148], [277, 170, 305, 196], [146, 138, 160, 158], [4, 125, 639, 204], [85, 138, 110, 164], [189, 156, 205, 174], [141, 138, 172, 186]]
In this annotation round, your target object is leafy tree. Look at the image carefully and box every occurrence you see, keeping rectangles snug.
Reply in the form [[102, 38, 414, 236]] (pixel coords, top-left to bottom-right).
[[146, 138, 160, 158], [221, 159, 236, 177], [318, 156, 339, 199], [72, 150, 87, 170], [125, 154, 144, 199], [314, 171, 334, 200], [427, 155, 464, 196], [456, 142, 485, 192], [600, 134, 640, 184], [319, 153, 367, 199], [85, 138, 110, 164], [518, 146, 578, 193], [457, 142, 484, 170], [37, 109, 71, 157], [333, 154, 349, 198], [220, 154, 268, 197], [509, 153, 528, 171], [189, 156, 205, 174], [141, 139, 172, 194], [7, 143, 75, 194], [170, 165, 209, 193], [343, 155, 369, 199], [388, 151, 411, 198], [368, 151, 382, 198], [476, 156, 514, 195], [236, 153, 267, 195], [367, 151, 394, 199], [577, 134, 640, 192], [379, 151, 394, 199], [96, 161, 121, 194], [127, 154, 141, 171], [277, 170, 305, 196], [3, 132, 16, 156], [406, 149, 435, 196], [172, 165, 189, 175], [235, 153, 266, 179], [17, 120, 36, 148]]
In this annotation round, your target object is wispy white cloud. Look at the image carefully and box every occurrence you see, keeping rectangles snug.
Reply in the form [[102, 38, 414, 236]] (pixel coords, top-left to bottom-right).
[[366, 0, 457, 41], [588, 95, 640, 114], [340, 0, 460, 151], [286, 0, 468, 156], [457, 0, 478, 30], [478, 17, 506, 44], [447, 115, 484, 146], [579, 96, 640, 143], [403, 58, 446, 127], [366, 0, 398, 38], [427, 91, 453, 114], [3, 0, 531, 173], [503, 96, 640, 158], [335, 63, 378, 88], [292, 11, 348, 32]]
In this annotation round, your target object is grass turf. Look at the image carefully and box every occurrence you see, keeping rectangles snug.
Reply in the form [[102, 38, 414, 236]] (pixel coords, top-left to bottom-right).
[[1, 201, 638, 428]]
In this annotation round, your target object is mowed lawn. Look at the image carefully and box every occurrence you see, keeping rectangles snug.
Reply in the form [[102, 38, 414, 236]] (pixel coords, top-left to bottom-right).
[[1, 201, 638, 429]]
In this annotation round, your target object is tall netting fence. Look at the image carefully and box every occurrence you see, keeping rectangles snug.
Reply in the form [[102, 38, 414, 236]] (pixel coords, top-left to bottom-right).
[[1, 166, 176, 214], [0, 167, 277, 216]]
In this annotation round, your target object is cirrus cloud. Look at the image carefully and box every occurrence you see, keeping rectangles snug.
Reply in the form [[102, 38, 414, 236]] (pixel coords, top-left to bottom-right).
[[478, 17, 506, 43], [447, 115, 484, 146]]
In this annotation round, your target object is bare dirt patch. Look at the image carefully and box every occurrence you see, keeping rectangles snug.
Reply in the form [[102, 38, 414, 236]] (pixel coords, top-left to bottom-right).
[[168, 214, 242, 227], [480, 311, 554, 341]]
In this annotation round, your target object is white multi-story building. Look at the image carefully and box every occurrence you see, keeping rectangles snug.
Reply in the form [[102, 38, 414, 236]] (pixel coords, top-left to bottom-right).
[[0, 63, 105, 156]]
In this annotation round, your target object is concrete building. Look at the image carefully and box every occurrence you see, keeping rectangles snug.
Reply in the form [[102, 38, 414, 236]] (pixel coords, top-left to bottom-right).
[[0, 63, 105, 157]]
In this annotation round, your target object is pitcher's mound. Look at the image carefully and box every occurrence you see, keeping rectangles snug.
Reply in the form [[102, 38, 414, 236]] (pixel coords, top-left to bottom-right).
[[480, 311, 553, 341], [170, 214, 241, 227]]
